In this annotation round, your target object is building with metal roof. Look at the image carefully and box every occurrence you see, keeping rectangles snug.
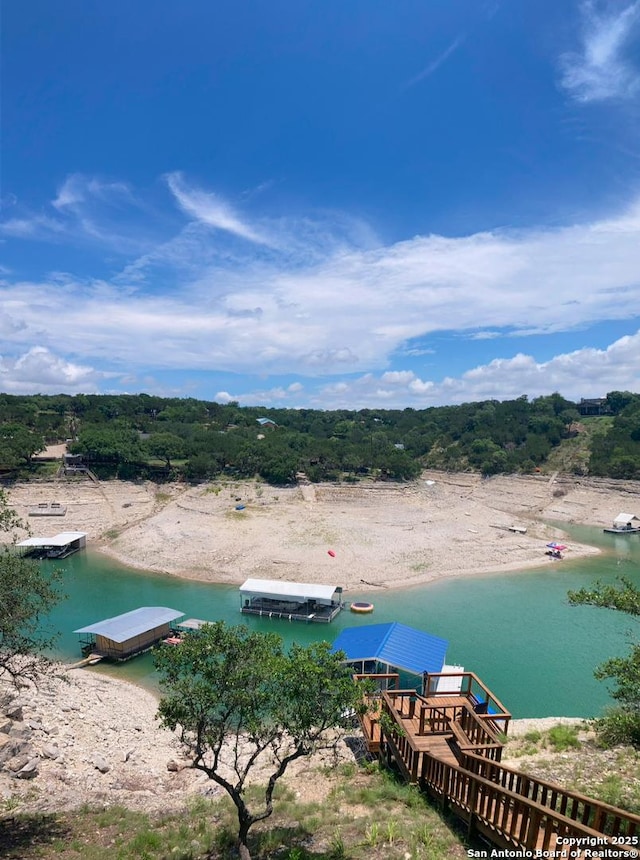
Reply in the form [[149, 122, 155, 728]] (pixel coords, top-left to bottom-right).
[[17, 531, 87, 559], [74, 606, 184, 660], [331, 622, 449, 680], [239, 578, 343, 623]]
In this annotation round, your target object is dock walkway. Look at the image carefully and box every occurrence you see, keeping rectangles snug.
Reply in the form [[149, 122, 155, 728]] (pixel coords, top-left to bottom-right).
[[358, 672, 640, 859]]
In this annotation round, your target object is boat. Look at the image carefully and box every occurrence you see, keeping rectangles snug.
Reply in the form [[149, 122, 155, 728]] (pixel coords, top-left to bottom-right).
[[604, 513, 640, 534]]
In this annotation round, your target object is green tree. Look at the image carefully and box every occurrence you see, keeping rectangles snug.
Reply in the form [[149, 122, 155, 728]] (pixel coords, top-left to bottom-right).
[[568, 577, 640, 745], [0, 491, 63, 684], [75, 422, 143, 465], [0, 424, 46, 468], [144, 432, 185, 469], [154, 622, 367, 860]]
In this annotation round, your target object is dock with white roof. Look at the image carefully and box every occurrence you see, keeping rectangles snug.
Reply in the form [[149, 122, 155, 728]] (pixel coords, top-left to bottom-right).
[[239, 578, 344, 623], [16, 531, 87, 559]]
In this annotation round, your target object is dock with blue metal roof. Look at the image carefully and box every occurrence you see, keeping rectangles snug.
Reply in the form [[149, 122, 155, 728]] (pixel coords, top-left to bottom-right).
[[331, 621, 449, 680]]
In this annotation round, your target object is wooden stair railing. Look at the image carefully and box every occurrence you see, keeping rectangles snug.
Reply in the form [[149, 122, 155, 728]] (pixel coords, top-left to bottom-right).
[[463, 751, 640, 839], [375, 690, 640, 857], [419, 748, 640, 857]]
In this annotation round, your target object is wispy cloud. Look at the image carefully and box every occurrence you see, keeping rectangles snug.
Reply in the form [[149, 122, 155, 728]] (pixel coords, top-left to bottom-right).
[[0, 174, 149, 253], [402, 34, 466, 89], [560, 1, 640, 102], [165, 172, 273, 246], [52, 174, 134, 212], [0, 215, 66, 240]]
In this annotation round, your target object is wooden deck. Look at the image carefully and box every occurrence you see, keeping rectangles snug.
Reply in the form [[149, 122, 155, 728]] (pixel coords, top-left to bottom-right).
[[355, 673, 640, 859]]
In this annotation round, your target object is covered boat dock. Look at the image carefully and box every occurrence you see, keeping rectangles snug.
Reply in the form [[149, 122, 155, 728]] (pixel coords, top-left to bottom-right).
[[74, 606, 184, 660], [332, 621, 451, 689], [239, 578, 343, 623], [17, 531, 87, 559]]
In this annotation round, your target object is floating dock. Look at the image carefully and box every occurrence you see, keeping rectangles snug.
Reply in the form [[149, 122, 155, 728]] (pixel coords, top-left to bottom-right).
[[28, 502, 66, 517], [240, 578, 343, 623]]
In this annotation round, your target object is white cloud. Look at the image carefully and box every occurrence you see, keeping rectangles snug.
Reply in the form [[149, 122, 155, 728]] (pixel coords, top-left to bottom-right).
[[2, 192, 640, 384], [0, 215, 65, 239], [560, 1, 640, 102], [285, 330, 640, 409], [0, 347, 113, 394], [214, 390, 235, 404], [52, 174, 133, 211], [0, 174, 150, 255]]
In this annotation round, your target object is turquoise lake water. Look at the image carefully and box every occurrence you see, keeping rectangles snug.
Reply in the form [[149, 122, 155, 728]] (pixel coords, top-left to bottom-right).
[[40, 523, 640, 719]]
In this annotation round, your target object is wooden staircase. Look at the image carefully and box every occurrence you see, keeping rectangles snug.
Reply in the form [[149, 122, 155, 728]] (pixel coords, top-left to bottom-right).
[[358, 674, 640, 859]]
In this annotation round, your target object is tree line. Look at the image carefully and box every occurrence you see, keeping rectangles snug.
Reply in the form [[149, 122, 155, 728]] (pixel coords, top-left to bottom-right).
[[1, 389, 639, 483]]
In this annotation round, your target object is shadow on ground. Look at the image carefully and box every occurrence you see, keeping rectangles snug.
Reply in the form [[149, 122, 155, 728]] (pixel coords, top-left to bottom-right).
[[0, 814, 69, 859]]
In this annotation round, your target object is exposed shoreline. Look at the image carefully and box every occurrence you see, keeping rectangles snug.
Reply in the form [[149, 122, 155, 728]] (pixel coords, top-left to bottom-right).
[[5, 470, 639, 591]]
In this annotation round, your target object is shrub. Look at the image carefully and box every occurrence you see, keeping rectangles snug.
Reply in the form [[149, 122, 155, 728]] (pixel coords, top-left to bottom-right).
[[547, 724, 581, 751], [595, 708, 640, 748]]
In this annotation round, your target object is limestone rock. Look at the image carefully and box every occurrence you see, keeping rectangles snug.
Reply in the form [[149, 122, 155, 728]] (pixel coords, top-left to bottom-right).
[[0, 691, 17, 710], [6, 754, 30, 773], [9, 724, 32, 740], [16, 759, 39, 780], [41, 745, 61, 760], [5, 704, 23, 721], [92, 756, 110, 774]]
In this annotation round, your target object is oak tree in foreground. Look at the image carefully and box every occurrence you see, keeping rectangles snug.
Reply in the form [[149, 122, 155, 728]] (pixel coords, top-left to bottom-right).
[[0, 489, 63, 685], [154, 622, 366, 860], [569, 576, 640, 745]]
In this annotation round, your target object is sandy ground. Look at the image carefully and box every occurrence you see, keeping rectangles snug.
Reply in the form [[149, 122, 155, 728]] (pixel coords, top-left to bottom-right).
[[4, 467, 640, 591]]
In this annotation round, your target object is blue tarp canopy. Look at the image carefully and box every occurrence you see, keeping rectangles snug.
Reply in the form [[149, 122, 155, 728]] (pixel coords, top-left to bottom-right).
[[74, 607, 183, 643], [332, 622, 448, 676]]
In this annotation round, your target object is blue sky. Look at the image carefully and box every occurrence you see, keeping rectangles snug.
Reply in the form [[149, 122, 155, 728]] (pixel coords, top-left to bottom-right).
[[2, 0, 640, 409]]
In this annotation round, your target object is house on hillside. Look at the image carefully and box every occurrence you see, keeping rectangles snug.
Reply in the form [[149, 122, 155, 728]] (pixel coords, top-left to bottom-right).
[[578, 398, 610, 416]]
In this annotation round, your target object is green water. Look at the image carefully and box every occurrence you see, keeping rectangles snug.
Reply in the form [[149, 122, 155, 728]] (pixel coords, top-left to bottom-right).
[[40, 524, 640, 718]]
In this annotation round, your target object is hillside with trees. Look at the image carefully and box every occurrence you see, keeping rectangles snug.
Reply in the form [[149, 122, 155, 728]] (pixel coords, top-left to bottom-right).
[[0, 390, 638, 484]]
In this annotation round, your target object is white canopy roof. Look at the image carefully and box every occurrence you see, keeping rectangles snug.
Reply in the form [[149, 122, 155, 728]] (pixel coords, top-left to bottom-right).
[[240, 578, 340, 602], [614, 513, 639, 523], [17, 531, 87, 548]]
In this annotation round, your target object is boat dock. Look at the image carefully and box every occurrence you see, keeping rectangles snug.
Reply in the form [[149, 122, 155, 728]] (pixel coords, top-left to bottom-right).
[[239, 578, 343, 623], [16, 531, 87, 559], [604, 513, 640, 534], [74, 606, 184, 661], [28, 502, 66, 517]]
